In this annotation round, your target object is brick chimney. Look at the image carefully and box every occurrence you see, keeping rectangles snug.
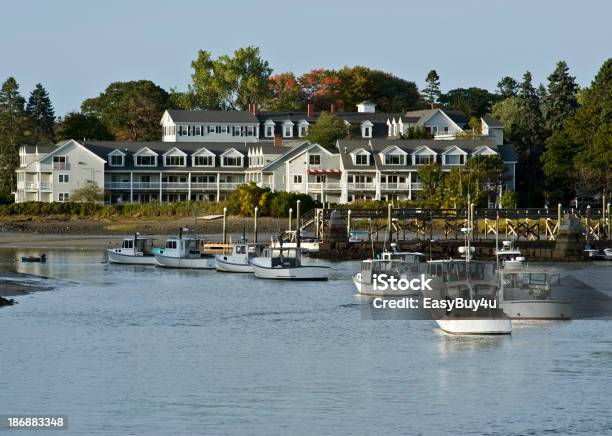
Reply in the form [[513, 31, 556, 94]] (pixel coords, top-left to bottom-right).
[[307, 103, 314, 118], [251, 103, 257, 114], [273, 133, 282, 147]]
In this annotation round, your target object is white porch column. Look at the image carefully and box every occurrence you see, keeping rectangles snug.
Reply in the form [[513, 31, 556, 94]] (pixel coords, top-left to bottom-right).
[[130, 172, 133, 203], [188, 172, 191, 201], [375, 171, 381, 201], [341, 171, 349, 204], [159, 172, 162, 202], [37, 171, 42, 201], [216, 172, 220, 202], [408, 172, 412, 200]]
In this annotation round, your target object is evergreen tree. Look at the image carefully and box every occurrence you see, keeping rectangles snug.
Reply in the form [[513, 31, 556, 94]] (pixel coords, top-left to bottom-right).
[[423, 70, 441, 108], [26, 83, 56, 143], [541, 61, 578, 133], [496, 76, 518, 98], [513, 71, 546, 206], [0, 77, 29, 201]]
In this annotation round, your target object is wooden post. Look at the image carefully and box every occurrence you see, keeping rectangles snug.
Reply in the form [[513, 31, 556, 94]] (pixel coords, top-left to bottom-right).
[[470, 203, 475, 240], [296, 200, 301, 248], [601, 195, 606, 240], [586, 205, 591, 243], [347, 209, 352, 238], [387, 203, 393, 243], [254, 206, 258, 243], [314, 209, 319, 239], [557, 203, 562, 237], [608, 202, 611, 241], [222, 207, 227, 244], [288, 208, 293, 232]]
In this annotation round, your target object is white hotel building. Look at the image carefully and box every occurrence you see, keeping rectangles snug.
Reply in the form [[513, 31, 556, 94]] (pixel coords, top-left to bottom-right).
[[14, 104, 516, 204]]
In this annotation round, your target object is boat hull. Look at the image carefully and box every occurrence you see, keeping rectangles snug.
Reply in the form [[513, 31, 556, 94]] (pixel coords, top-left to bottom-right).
[[501, 300, 572, 320], [154, 254, 215, 269], [436, 318, 512, 335], [107, 249, 157, 265], [215, 256, 253, 273], [250, 260, 329, 280]]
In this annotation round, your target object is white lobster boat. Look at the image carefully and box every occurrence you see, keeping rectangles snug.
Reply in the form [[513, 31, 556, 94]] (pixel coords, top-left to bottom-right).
[[250, 247, 330, 280], [215, 243, 265, 273], [498, 268, 571, 320], [270, 231, 320, 253], [353, 252, 427, 296], [107, 235, 157, 265], [495, 240, 526, 269], [154, 237, 215, 269]]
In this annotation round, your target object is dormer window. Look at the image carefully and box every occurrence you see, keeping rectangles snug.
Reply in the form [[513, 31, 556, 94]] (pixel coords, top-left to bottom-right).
[[110, 155, 124, 166], [415, 155, 434, 165], [363, 127, 371, 137], [136, 155, 156, 166], [165, 155, 185, 166], [385, 154, 403, 165], [282, 121, 294, 138], [194, 155, 213, 166], [355, 154, 369, 165], [223, 156, 241, 167]]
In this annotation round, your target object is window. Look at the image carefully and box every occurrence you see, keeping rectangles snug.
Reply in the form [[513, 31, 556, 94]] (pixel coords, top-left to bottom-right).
[[265, 125, 274, 137], [58, 192, 69, 202], [195, 125, 201, 136], [415, 155, 434, 165], [194, 155, 213, 166], [445, 154, 463, 165], [165, 155, 185, 166], [223, 156, 241, 167], [309, 155, 321, 165], [293, 175, 303, 184], [432, 126, 438, 134], [110, 154, 124, 166], [283, 125, 293, 137], [59, 174, 69, 183], [385, 154, 403, 165], [166, 240, 177, 249], [136, 155, 156, 166], [363, 126, 371, 138], [179, 126, 187, 136], [53, 156, 67, 169], [220, 126, 228, 134], [444, 126, 449, 134], [208, 126, 215, 134], [299, 125, 308, 137], [355, 154, 369, 165], [247, 126, 255, 136]]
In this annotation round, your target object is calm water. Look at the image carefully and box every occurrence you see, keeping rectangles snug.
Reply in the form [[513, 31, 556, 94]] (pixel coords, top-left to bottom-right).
[[1, 248, 612, 435]]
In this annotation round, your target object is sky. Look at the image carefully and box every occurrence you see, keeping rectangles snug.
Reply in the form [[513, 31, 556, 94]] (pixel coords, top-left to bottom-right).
[[2, 0, 610, 117]]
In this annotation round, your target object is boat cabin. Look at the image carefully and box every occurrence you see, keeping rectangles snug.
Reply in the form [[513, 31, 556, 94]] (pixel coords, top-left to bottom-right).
[[262, 247, 302, 267], [498, 269, 560, 302], [360, 259, 417, 284], [161, 238, 209, 259], [113, 236, 154, 256]]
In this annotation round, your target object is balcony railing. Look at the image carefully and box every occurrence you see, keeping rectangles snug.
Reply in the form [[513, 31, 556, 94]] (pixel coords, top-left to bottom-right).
[[162, 182, 189, 190], [25, 182, 39, 190], [219, 182, 242, 190], [347, 182, 376, 191], [191, 182, 217, 190], [307, 182, 341, 191], [411, 183, 423, 190], [41, 182, 52, 191], [380, 183, 411, 191]]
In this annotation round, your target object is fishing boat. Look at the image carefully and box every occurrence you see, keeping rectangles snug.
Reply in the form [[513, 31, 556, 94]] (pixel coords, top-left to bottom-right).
[[21, 254, 46, 263], [495, 240, 526, 269], [250, 247, 330, 280], [497, 268, 571, 319], [270, 231, 320, 253], [107, 235, 157, 265], [154, 229, 215, 269], [215, 243, 266, 273]]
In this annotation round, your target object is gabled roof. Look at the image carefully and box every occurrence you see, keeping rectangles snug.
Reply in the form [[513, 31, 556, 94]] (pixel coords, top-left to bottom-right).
[[220, 147, 244, 157], [413, 145, 437, 155], [162, 146, 187, 156], [165, 109, 258, 124], [441, 145, 467, 155], [481, 116, 503, 128], [134, 146, 158, 156], [379, 145, 408, 155]]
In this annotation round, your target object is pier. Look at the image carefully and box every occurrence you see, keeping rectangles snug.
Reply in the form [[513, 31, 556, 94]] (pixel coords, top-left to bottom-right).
[[302, 203, 611, 261]]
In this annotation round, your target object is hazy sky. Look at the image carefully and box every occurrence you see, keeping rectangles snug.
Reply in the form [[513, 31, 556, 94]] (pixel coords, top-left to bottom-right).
[[2, 0, 610, 116]]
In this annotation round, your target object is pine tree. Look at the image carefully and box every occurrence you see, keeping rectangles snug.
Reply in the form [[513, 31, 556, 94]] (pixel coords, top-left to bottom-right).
[[496, 76, 518, 98], [514, 71, 546, 206], [0, 77, 28, 201], [541, 61, 578, 133], [423, 70, 441, 108], [26, 83, 55, 143]]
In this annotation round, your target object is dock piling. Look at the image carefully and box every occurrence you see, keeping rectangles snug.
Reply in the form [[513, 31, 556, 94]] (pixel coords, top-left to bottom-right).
[[296, 200, 301, 248], [254, 206, 258, 243], [222, 207, 227, 244]]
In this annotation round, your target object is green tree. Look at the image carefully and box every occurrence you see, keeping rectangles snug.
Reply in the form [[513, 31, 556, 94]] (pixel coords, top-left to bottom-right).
[[542, 58, 612, 204], [400, 126, 433, 139], [188, 46, 272, 110], [0, 77, 31, 201], [269, 192, 317, 217], [305, 112, 348, 148], [491, 96, 521, 139], [26, 83, 55, 143], [71, 181, 104, 202], [81, 80, 168, 141], [439, 87, 499, 118], [417, 162, 444, 208], [513, 71, 546, 206], [423, 70, 441, 107], [55, 112, 114, 141], [497, 76, 518, 98], [541, 61, 579, 133]]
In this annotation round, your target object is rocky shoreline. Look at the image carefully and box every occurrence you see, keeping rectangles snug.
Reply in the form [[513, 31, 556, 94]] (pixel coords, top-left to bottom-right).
[[0, 272, 54, 307]]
